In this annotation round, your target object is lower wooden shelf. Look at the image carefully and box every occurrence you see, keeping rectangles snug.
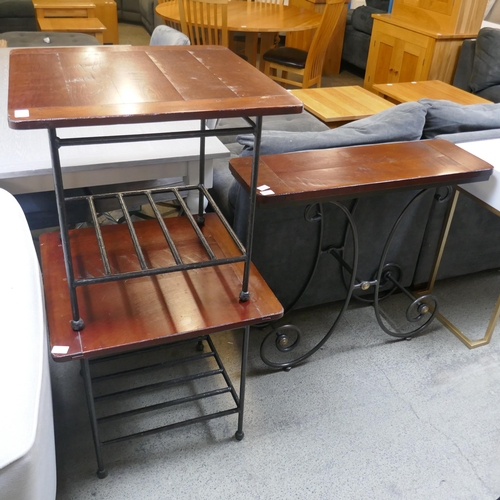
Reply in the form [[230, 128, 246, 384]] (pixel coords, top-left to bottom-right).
[[40, 213, 284, 361]]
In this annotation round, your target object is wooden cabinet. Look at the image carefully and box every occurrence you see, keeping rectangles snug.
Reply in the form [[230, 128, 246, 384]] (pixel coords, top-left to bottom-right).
[[365, 22, 431, 88], [364, 0, 488, 91]]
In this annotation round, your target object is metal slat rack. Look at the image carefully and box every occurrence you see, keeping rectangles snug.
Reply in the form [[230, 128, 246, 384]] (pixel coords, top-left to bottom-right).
[[48, 118, 261, 331]]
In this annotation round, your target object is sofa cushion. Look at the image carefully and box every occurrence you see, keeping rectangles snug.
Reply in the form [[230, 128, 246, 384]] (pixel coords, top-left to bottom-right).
[[350, 6, 384, 35], [1, 31, 100, 47], [0, 0, 35, 18], [421, 99, 500, 138], [149, 25, 190, 46], [366, 0, 390, 10], [237, 101, 427, 156], [476, 84, 500, 103], [469, 28, 500, 93]]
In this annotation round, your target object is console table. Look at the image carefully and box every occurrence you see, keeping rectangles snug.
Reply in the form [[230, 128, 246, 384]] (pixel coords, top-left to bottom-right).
[[229, 139, 493, 369], [8, 45, 301, 476]]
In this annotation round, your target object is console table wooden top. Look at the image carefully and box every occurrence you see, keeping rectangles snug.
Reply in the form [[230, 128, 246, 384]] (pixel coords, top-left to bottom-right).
[[229, 139, 494, 205], [7, 45, 302, 129]]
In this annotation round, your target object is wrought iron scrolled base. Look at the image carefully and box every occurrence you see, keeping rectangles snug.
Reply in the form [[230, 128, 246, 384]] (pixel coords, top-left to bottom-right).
[[260, 324, 303, 370], [260, 201, 359, 370], [373, 267, 439, 338]]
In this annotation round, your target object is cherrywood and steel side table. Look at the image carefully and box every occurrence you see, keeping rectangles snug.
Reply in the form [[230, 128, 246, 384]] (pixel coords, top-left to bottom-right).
[[230, 139, 493, 369], [8, 45, 301, 476]]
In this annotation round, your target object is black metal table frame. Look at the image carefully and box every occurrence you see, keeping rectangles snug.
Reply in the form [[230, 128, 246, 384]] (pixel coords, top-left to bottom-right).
[[48, 117, 263, 331], [46, 116, 264, 477], [260, 187, 449, 370], [82, 331, 250, 479]]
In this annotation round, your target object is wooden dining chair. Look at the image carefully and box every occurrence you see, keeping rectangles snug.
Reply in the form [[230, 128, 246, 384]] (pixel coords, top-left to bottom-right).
[[248, 0, 284, 4], [178, 0, 229, 47], [157, 0, 182, 32], [262, 0, 345, 89]]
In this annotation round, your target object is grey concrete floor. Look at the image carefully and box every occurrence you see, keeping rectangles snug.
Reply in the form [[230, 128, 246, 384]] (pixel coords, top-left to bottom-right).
[[51, 270, 500, 499]]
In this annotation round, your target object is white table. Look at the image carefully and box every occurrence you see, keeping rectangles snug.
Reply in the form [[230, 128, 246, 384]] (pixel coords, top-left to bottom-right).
[[421, 138, 500, 348], [0, 48, 230, 212], [0, 187, 56, 500]]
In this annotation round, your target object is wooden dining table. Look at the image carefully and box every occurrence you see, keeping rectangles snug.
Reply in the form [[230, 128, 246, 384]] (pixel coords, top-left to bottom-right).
[[155, 1, 323, 70]]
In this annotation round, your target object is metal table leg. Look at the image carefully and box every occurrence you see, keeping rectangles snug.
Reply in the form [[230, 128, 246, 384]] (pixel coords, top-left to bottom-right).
[[260, 190, 439, 370]]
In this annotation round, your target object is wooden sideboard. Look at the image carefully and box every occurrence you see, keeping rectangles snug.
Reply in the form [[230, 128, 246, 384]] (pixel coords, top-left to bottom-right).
[[364, 0, 488, 91]]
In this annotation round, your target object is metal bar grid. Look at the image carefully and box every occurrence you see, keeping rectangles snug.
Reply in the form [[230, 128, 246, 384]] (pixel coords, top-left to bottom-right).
[[50, 118, 262, 330], [64, 184, 248, 286], [82, 335, 245, 476]]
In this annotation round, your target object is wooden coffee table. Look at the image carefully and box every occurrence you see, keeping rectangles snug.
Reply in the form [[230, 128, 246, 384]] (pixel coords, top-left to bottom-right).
[[290, 85, 395, 127], [372, 80, 492, 105]]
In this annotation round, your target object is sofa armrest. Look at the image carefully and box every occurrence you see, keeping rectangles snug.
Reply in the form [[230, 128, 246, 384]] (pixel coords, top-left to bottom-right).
[[452, 39, 476, 92], [350, 5, 385, 35]]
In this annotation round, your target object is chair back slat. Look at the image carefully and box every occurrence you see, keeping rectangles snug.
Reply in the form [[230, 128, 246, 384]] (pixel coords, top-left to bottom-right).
[[179, 0, 229, 47], [303, 0, 345, 87]]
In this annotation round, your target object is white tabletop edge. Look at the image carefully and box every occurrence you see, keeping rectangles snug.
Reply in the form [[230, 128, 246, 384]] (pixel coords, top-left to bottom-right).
[[457, 138, 500, 211]]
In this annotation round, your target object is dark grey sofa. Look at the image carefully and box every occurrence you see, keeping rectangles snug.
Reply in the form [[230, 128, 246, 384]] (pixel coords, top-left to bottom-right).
[[0, 0, 36, 33], [341, 0, 389, 73], [210, 100, 500, 310], [453, 28, 500, 103], [115, 0, 161, 33]]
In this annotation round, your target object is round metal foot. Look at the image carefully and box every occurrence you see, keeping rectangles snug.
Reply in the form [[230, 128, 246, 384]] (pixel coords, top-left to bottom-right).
[[239, 290, 250, 302], [196, 340, 204, 352], [96, 469, 108, 479], [71, 318, 85, 331], [235, 430, 244, 441], [283, 366, 292, 372]]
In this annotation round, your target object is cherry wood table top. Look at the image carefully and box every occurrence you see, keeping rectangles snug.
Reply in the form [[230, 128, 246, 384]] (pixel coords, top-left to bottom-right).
[[290, 85, 395, 125], [7, 45, 302, 130], [229, 139, 494, 205], [372, 80, 492, 105], [41, 214, 284, 361]]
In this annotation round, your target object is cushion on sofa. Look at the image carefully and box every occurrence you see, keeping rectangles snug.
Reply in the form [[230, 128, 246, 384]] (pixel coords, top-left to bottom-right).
[[237, 101, 427, 156], [469, 28, 500, 93], [0, 0, 35, 18], [350, 6, 382, 35], [421, 99, 500, 138]]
